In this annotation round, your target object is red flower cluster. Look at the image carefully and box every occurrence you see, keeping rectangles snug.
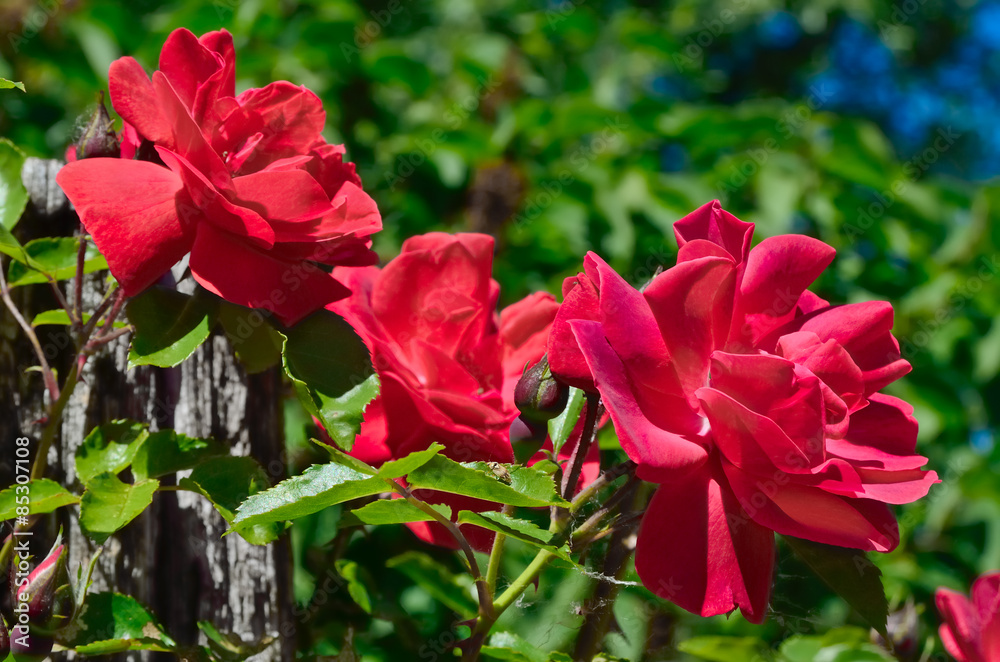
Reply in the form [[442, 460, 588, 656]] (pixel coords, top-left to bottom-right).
[[57, 28, 381, 325], [936, 571, 1000, 662], [549, 200, 938, 622], [329, 232, 597, 549]]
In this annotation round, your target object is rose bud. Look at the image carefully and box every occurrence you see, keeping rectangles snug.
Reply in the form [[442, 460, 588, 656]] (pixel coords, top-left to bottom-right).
[[514, 356, 569, 422], [10, 630, 53, 659], [75, 92, 120, 160], [15, 542, 68, 625]]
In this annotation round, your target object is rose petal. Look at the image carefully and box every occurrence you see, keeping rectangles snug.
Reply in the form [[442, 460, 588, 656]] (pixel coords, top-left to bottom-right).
[[56, 159, 193, 296], [937, 587, 984, 662], [108, 57, 173, 145], [571, 319, 708, 482], [723, 460, 899, 551], [642, 255, 737, 400], [188, 223, 349, 326], [634, 466, 775, 623]]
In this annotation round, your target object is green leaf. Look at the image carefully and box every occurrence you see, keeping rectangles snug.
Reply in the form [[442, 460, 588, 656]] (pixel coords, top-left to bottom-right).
[[407, 456, 569, 508], [79, 473, 159, 544], [0, 138, 27, 230], [126, 287, 218, 368], [386, 551, 478, 619], [60, 592, 175, 652], [335, 559, 373, 614], [31, 309, 126, 328], [218, 302, 283, 374], [547, 387, 584, 456], [179, 457, 281, 545], [231, 462, 387, 534], [677, 636, 769, 662], [484, 631, 547, 662], [0, 78, 25, 92], [0, 223, 27, 264], [197, 620, 275, 661], [76, 420, 149, 484], [0, 478, 79, 519], [783, 536, 889, 638], [6, 236, 108, 287], [131, 430, 227, 481], [456, 510, 572, 562], [377, 442, 444, 478], [340, 498, 450, 527], [281, 309, 378, 451], [779, 627, 893, 662]]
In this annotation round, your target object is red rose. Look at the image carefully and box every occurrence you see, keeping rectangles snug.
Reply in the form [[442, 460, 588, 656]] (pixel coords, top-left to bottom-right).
[[936, 571, 1000, 662], [549, 200, 938, 622], [56, 28, 381, 325], [329, 232, 598, 549]]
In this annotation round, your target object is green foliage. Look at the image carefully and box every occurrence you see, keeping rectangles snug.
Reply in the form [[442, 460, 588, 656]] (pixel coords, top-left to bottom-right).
[[0, 479, 79, 520], [0, 138, 27, 230], [79, 473, 159, 544], [281, 309, 379, 452], [782, 537, 889, 639], [180, 457, 282, 545], [456, 511, 572, 562], [5, 237, 107, 287], [547, 387, 585, 456], [60, 592, 175, 653], [126, 287, 218, 368], [385, 551, 478, 619], [407, 457, 568, 508]]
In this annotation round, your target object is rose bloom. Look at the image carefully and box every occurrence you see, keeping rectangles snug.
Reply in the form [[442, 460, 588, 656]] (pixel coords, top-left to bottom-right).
[[329, 232, 598, 549], [936, 571, 1000, 662], [57, 28, 381, 325], [549, 200, 938, 622]]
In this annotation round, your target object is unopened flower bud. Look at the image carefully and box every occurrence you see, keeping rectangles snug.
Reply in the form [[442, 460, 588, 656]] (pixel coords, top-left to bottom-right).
[[10, 630, 53, 659], [514, 356, 569, 422], [15, 542, 67, 625], [75, 92, 119, 160]]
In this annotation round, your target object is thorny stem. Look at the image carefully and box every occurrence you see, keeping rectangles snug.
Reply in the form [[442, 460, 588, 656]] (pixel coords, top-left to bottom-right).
[[572, 479, 642, 662], [0, 259, 60, 401], [463, 398, 630, 662], [571, 473, 642, 546], [74, 232, 86, 324], [388, 480, 493, 622], [561, 392, 601, 500], [47, 278, 74, 322], [30, 358, 79, 481]]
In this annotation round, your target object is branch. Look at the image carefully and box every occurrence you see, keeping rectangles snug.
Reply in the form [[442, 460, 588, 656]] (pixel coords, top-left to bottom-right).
[[0, 258, 60, 401]]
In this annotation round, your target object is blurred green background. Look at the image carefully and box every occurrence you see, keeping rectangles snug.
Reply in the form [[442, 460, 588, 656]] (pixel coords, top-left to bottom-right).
[[2, 0, 1000, 659]]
